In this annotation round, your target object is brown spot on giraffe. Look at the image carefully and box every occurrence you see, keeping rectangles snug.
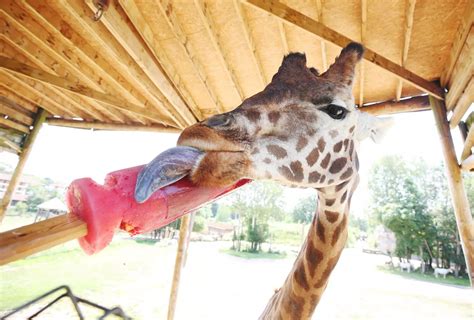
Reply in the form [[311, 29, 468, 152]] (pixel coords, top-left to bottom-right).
[[325, 198, 336, 206], [333, 141, 343, 152], [320, 175, 326, 183], [335, 179, 350, 192], [331, 214, 348, 246], [306, 240, 323, 278], [296, 136, 308, 152], [251, 148, 259, 155], [320, 153, 331, 169], [329, 158, 347, 174], [294, 260, 310, 291], [349, 140, 354, 158], [282, 291, 305, 320], [340, 167, 353, 180], [324, 210, 339, 223], [278, 161, 304, 182], [267, 145, 287, 159], [315, 250, 344, 288], [340, 191, 348, 204], [317, 138, 326, 152], [343, 139, 349, 151], [329, 130, 339, 138], [355, 153, 360, 170], [349, 125, 355, 133], [246, 110, 261, 122], [308, 171, 321, 183], [277, 135, 289, 142], [316, 217, 325, 243], [306, 148, 320, 166], [263, 158, 272, 164], [268, 111, 281, 124], [327, 178, 333, 184]]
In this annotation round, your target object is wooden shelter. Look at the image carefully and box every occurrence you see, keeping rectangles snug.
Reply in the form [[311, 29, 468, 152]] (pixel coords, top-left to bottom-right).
[[0, 0, 473, 317]]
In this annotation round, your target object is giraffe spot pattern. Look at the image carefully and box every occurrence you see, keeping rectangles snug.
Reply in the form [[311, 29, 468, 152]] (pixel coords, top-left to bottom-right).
[[246, 110, 261, 122], [324, 210, 339, 223], [308, 171, 321, 183], [343, 139, 349, 151], [333, 141, 343, 152], [316, 217, 325, 243], [320, 153, 331, 169], [268, 111, 281, 124], [251, 148, 259, 155], [306, 240, 323, 278], [306, 148, 320, 166], [327, 179, 333, 184], [294, 261, 310, 291], [329, 130, 339, 138], [267, 145, 287, 159], [283, 292, 305, 320], [263, 158, 272, 164], [331, 214, 348, 246], [278, 161, 304, 182], [325, 198, 336, 206], [349, 140, 354, 159], [329, 158, 347, 174], [318, 138, 326, 152], [296, 136, 308, 152], [349, 126, 355, 133], [315, 250, 343, 288], [340, 167, 353, 180], [340, 191, 348, 204], [335, 179, 350, 192], [320, 175, 326, 183]]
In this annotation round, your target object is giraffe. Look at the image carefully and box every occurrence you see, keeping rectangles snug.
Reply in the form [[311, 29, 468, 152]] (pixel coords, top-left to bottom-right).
[[137, 42, 391, 319]]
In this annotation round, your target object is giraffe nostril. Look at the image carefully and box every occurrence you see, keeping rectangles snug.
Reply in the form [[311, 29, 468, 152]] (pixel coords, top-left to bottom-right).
[[204, 114, 231, 128]]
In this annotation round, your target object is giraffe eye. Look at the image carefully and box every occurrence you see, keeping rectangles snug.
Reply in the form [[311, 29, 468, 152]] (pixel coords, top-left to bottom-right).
[[321, 104, 348, 120], [204, 113, 232, 127]]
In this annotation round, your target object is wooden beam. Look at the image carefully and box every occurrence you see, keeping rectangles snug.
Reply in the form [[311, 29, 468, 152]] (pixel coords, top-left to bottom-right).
[[0, 136, 21, 154], [359, 95, 430, 116], [85, 1, 195, 126], [0, 8, 127, 123], [167, 214, 191, 320], [440, 1, 474, 87], [0, 57, 172, 125], [359, 0, 367, 106], [461, 124, 474, 161], [46, 118, 181, 133], [395, 0, 416, 101], [0, 87, 38, 113], [314, 0, 327, 71], [245, 0, 445, 100], [232, 0, 267, 86], [0, 214, 87, 265], [195, 0, 245, 100], [461, 154, 474, 171], [430, 96, 474, 285], [449, 77, 474, 129], [0, 117, 30, 134], [0, 98, 34, 126], [0, 109, 47, 222]]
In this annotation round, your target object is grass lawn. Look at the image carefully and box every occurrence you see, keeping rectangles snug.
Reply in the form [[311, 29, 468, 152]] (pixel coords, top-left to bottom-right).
[[377, 265, 470, 287], [269, 221, 308, 246], [221, 248, 287, 260]]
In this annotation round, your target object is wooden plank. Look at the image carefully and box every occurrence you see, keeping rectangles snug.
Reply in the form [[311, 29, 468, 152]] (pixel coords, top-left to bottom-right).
[[461, 154, 474, 171], [395, 0, 416, 101], [85, 0, 196, 126], [0, 136, 21, 153], [0, 8, 128, 123], [0, 87, 38, 113], [167, 214, 191, 320], [0, 57, 172, 124], [440, 1, 474, 87], [358, 0, 367, 106], [0, 109, 47, 222], [430, 96, 474, 285], [46, 118, 182, 133], [461, 123, 474, 161], [24, 0, 180, 127], [0, 117, 30, 134], [232, 0, 267, 86], [449, 77, 474, 129], [0, 214, 87, 265], [445, 30, 473, 110], [0, 98, 34, 125], [195, 0, 245, 100], [359, 95, 430, 116], [245, 0, 445, 100]]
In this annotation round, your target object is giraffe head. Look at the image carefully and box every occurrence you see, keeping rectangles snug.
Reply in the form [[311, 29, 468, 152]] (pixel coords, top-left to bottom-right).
[[135, 43, 390, 202]]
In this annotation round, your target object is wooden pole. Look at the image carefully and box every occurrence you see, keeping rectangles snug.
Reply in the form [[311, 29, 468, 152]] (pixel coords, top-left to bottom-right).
[[167, 214, 191, 320], [430, 96, 474, 285], [0, 108, 47, 223]]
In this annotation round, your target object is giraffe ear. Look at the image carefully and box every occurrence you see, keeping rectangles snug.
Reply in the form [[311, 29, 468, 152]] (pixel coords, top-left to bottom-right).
[[321, 42, 364, 87], [271, 53, 313, 84], [355, 112, 394, 143]]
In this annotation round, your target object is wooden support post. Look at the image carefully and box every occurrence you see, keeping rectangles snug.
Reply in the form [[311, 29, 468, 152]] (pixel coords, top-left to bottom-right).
[[430, 96, 474, 285], [0, 108, 47, 223], [167, 214, 191, 320]]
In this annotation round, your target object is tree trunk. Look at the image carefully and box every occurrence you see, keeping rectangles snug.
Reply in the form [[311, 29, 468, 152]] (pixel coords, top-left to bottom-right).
[[419, 246, 425, 274]]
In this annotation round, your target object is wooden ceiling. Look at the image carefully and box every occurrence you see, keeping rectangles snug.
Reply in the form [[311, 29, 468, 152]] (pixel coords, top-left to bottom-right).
[[0, 0, 472, 155]]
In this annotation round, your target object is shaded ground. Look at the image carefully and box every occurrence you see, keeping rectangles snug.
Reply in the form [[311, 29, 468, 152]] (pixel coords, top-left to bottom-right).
[[1, 234, 472, 319]]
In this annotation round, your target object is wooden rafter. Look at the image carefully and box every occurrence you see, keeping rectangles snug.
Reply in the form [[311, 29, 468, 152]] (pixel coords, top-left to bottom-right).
[[245, 0, 445, 100], [194, 0, 245, 100], [314, 0, 327, 71], [359, 95, 430, 116], [461, 123, 474, 161], [449, 78, 474, 129], [395, 0, 416, 101], [0, 117, 29, 134], [359, 0, 367, 106], [232, 0, 267, 86], [46, 118, 181, 133], [0, 57, 175, 125], [0, 135, 21, 153], [0, 87, 38, 113], [440, 1, 474, 87], [0, 97, 34, 126]]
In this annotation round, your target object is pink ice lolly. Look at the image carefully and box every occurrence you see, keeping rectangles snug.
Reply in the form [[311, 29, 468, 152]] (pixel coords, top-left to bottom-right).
[[65, 165, 250, 255]]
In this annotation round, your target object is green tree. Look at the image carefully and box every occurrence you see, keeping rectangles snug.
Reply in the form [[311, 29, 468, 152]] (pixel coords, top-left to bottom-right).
[[25, 179, 61, 213], [291, 194, 317, 224]]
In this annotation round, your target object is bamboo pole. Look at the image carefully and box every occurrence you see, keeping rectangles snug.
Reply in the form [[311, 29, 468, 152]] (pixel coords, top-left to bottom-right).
[[0, 108, 47, 223], [430, 96, 474, 285], [167, 214, 191, 320]]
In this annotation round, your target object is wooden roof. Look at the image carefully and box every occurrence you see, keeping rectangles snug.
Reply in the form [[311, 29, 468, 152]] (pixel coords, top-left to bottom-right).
[[0, 0, 472, 155]]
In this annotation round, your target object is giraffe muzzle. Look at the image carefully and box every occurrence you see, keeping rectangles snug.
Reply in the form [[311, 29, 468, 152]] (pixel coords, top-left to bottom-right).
[[134, 146, 204, 203]]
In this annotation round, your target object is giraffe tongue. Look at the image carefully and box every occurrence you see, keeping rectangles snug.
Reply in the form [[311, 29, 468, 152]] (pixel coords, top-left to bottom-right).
[[134, 146, 203, 203]]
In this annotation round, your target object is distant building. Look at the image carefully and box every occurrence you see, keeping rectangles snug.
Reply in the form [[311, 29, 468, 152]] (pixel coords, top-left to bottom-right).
[[207, 221, 234, 240]]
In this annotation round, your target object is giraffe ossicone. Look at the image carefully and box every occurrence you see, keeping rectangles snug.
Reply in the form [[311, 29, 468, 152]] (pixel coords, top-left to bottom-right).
[[136, 42, 392, 319]]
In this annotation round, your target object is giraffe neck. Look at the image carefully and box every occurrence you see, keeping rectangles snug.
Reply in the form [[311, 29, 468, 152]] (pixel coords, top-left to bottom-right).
[[259, 174, 360, 320]]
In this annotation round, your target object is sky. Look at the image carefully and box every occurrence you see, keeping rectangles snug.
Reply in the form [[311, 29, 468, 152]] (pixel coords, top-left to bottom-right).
[[0, 109, 468, 215]]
